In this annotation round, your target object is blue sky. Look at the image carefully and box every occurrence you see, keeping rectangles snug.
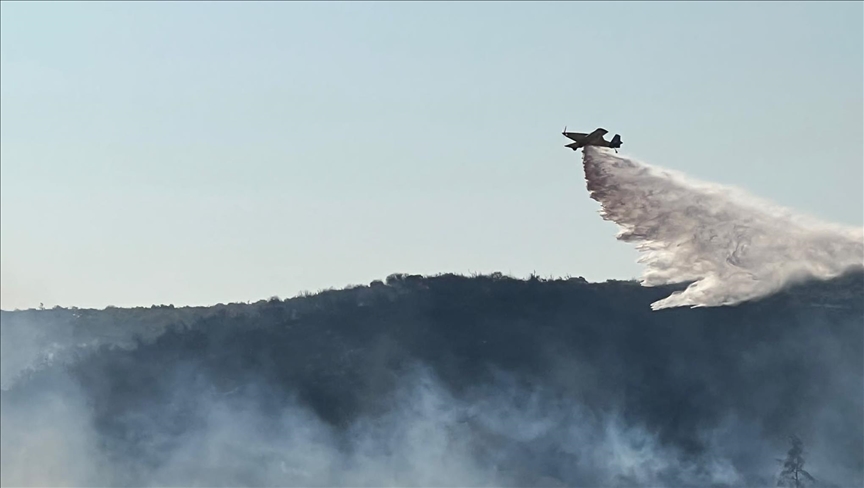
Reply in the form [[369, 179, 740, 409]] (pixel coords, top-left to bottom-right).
[[1, 1, 861, 309]]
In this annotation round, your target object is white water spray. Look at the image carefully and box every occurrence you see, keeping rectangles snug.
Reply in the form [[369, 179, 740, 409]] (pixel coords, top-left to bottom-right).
[[580, 147, 864, 310]]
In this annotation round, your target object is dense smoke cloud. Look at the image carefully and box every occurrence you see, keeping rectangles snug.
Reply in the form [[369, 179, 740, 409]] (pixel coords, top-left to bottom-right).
[[1, 269, 861, 487], [581, 147, 864, 309]]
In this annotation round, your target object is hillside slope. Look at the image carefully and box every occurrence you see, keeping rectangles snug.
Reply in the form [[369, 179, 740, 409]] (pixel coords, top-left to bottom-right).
[[2, 270, 862, 487]]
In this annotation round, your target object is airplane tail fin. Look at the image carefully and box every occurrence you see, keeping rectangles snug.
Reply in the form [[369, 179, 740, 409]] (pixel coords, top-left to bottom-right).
[[610, 134, 622, 148]]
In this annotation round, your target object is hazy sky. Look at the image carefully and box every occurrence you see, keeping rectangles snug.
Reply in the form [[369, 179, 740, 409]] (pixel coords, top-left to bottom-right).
[[1, 1, 861, 310]]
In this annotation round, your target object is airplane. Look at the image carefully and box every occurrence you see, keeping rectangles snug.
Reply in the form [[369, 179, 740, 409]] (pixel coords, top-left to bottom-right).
[[562, 127, 622, 152]]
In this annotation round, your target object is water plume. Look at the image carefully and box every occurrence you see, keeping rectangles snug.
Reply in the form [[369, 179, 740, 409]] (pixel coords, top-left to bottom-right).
[[580, 147, 864, 309]]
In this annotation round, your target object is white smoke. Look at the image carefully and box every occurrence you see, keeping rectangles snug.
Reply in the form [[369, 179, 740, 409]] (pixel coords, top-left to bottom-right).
[[580, 147, 864, 310], [0, 363, 760, 487]]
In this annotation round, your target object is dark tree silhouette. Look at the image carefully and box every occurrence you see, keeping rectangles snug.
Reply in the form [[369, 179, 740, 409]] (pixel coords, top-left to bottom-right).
[[777, 435, 816, 487]]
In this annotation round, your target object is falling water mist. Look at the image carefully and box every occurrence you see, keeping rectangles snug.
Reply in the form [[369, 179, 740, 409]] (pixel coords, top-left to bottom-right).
[[580, 146, 864, 310]]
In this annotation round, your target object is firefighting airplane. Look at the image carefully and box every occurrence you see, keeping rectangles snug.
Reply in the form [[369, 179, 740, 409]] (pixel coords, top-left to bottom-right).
[[562, 127, 622, 152]]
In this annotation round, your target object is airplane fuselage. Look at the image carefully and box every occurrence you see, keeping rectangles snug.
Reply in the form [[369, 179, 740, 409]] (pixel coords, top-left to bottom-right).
[[562, 127, 622, 152], [580, 128, 608, 147]]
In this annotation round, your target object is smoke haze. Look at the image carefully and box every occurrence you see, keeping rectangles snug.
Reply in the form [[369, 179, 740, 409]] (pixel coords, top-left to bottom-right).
[[2, 149, 862, 487], [581, 147, 864, 310], [2, 269, 862, 487]]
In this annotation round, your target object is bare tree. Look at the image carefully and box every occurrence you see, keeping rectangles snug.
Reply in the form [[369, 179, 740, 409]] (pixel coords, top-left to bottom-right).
[[777, 435, 816, 488]]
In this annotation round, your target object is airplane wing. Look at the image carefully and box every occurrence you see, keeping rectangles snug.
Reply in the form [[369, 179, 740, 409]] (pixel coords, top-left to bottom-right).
[[563, 132, 587, 142]]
